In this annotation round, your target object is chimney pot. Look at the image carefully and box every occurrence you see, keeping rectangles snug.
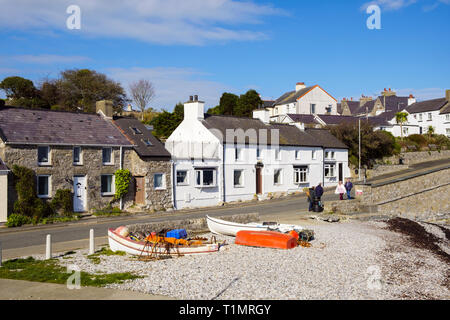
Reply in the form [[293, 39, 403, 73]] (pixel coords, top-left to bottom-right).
[[194, 95, 198, 101], [189, 95, 193, 102]]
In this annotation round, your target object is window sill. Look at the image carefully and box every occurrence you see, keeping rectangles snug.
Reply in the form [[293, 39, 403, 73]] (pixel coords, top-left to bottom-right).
[[73, 163, 83, 166], [38, 163, 52, 167], [176, 183, 189, 187], [37, 195, 51, 199], [195, 185, 217, 189], [101, 192, 115, 197], [154, 187, 166, 191], [102, 163, 114, 166], [234, 185, 245, 188]]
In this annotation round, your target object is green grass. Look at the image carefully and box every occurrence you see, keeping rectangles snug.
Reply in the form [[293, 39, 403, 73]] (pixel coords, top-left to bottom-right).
[[87, 247, 126, 264], [0, 257, 142, 287]]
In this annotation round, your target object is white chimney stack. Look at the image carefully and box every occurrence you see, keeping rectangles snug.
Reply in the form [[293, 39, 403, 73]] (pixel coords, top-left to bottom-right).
[[184, 95, 204, 120], [253, 109, 270, 124], [296, 82, 306, 92]]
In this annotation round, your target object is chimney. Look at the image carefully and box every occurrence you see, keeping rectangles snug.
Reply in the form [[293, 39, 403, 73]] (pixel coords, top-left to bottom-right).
[[381, 89, 396, 97], [184, 95, 204, 121], [446, 90, 450, 102], [296, 82, 306, 92], [253, 109, 270, 124], [360, 95, 373, 107], [408, 94, 416, 106], [96, 100, 114, 119]]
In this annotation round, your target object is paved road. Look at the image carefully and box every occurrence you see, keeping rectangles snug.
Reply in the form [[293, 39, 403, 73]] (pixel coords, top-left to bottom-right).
[[0, 190, 339, 251]]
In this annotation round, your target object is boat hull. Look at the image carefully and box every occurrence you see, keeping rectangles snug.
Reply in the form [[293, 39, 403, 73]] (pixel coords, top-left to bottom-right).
[[108, 229, 220, 256], [206, 215, 269, 237], [235, 230, 297, 250]]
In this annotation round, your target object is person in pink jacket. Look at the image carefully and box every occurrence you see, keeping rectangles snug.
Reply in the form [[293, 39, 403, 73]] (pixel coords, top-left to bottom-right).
[[335, 181, 346, 200]]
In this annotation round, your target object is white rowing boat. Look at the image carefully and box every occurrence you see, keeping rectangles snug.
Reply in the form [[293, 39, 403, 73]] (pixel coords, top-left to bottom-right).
[[206, 215, 303, 237], [108, 228, 220, 256]]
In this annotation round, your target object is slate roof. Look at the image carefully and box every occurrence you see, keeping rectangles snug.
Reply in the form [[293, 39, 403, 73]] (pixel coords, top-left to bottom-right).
[[316, 115, 360, 125], [345, 101, 361, 114], [303, 128, 348, 149], [286, 114, 318, 125], [273, 86, 316, 106], [354, 100, 376, 115], [439, 102, 450, 114], [201, 114, 348, 149], [381, 96, 410, 112], [260, 100, 275, 108], [407, 98, 448, 114], [113, 117, 171, 159], [0, 106, 132, 147]]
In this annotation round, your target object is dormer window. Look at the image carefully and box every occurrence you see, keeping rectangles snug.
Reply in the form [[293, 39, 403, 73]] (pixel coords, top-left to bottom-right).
[[131, 127, 142, 134], [37, 146, 50, 166]]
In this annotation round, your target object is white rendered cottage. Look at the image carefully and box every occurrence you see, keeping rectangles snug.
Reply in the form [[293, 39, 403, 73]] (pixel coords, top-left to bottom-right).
[[165, 96, 350, 210]]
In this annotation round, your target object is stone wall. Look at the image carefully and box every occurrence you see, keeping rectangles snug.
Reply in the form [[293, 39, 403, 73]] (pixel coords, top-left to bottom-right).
[[324, 199, 362, 214], [123, 149, 172, 211], [382, 150, 450, 166], [126, 212, 261, 234], [367, 164, 409, 179], [1, 144, 124, 212]]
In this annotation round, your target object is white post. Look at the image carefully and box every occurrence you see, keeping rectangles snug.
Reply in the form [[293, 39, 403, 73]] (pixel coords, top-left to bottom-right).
[[45, 234, 52, 260], [89, 229, 95, 255], [358, 118, 361, 181]]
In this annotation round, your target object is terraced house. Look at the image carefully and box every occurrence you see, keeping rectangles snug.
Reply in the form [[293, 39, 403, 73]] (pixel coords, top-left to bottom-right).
[[166, 96, 349, 210], [0, 100, 172, 222]]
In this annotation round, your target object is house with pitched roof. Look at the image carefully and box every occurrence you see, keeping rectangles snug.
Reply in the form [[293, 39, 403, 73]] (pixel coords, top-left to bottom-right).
[[406, 90, 450, 136], [165, 96, 349, 209], [266, 82, 338, 123], [0, 100, 172, 221]]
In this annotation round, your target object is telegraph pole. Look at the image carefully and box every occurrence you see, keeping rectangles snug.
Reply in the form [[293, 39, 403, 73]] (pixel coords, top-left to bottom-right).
[[358, 118, 361, 181]]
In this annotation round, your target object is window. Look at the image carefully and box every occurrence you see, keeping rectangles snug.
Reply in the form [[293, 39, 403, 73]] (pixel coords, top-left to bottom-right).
[[428, 113, 432, 121], [234, 170, 244, 187], [102, 148, 113, 165], [37, 175, 50, 198], [403, 127, 409, 135], [324, 164, 336, 178], [419, 114, 423, 122], [256, 148, 262, 159], [326, 105, 332, 113], [154, 173, 166, 190], [312, 150, 317, 160], [142, 139, 153, 146], [73, 147, 82, 165], [446, 114, 450, 121], [310, 104, 316, 114], [294, 166, 308, 184], [131, 127, 142, 134], [195, 168, 217, 187], [275, 148, 281, 160], [101, 174, 114, 195], [295, 150, 301, 160], [274, 169, 282, 185], [176, 171, 188, 186], [37, 146, 50, 165], [325, 151, 335, 159], [235, 148, 243, 161]]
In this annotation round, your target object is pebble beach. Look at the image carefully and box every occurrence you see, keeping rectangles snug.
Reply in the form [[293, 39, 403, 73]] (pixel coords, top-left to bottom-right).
[[40, 218, 450, 300]]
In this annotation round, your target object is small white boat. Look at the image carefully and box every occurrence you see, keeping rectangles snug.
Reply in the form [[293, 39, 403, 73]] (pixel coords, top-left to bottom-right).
[[108, 228, 220, 256], [206, 215, 303, 237]]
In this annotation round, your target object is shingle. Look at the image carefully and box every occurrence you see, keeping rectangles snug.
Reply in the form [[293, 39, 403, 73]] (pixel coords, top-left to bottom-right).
[[407, 98, 448, 113], [0, 106, 132, 146], [113, 117, 171, 159]]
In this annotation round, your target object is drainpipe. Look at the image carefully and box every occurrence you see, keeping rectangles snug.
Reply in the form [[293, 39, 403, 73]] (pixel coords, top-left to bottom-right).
[[222, 144, 226, 203], [322, 148, 325, 187], [119, 146, 123, 210], [172, 160, 177, 210]]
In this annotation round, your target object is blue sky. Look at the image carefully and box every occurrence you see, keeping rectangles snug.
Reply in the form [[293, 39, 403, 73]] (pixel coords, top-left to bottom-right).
[[0, 0, 449, 110]]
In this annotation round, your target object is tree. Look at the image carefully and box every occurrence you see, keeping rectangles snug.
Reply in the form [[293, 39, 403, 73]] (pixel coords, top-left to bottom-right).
[[54, 69, 128, 113], [235, 90, 262, 117], [129, 79, 155, 120], [150, 103, 184, 139], [427, 125, 435, 138], [395, 112, 409, 139], [219, 92, 239, 115], [0, 76, 38, 100]]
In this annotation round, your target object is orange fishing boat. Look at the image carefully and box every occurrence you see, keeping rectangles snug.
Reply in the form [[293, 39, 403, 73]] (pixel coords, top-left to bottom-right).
[[235, 230, 297, 250]]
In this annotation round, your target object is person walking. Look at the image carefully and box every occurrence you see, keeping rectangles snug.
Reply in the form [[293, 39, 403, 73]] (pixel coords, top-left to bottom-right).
[[345, 178, 353, 200], [307, 186, 316, 211], [315, 182, 324, 200], [335, 181, 346, 201]]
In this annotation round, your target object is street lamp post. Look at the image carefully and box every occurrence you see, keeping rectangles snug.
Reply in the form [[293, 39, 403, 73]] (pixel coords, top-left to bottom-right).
[[359, 118, 361, 181]]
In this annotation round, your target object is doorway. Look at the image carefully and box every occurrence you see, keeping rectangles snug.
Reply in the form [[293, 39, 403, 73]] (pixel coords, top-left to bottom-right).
[[73, 176, 87, 212], [338, 163, 343, 182], [135, 177, 145, 205], [256, 167, 262, 195]]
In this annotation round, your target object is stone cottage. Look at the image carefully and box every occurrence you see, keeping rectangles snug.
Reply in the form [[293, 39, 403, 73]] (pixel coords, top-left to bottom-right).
[[113, 116, 173, 211]]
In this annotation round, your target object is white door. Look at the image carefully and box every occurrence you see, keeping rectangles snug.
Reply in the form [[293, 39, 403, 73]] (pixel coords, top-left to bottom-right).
[[73, 176, 87, 212]]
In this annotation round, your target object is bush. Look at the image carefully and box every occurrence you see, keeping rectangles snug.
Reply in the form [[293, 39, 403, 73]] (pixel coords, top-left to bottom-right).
[[114, 169, 131, 200], [92, 205, 123, 217], [51, 189, 73, 216], [405, 134, 427, 147], [6, 214, 32, 227]]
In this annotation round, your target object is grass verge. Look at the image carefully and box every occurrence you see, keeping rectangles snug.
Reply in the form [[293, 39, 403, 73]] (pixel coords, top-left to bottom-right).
[[87, 247, 126, 264], [0, 257, 142, 287]]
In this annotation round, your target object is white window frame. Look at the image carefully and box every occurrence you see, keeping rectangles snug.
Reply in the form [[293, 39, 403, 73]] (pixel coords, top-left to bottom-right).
[[194, 168, 217, 188], [37, 146, 51, 166], [310, 104, 316, 114], [294, 166, 308, 184], [256, 147, 262, 160], [101, 174, 115, 196], [273, 169, 282, 185], [176, 170, 189, 186], [428, 113, 432, 121], [235, 147, 243, 162], [37, 175, 51, 198], [324, 164, 336, 178], [275, 148, 281, 161], [419, 114, 423, 122], [73, 146, 83, 165], [154, 173, 166, 190], [233, 170, 244, 188], [312, 150, 317, 160], [446, 114, 450, 121], [295, 149, 301, 160], [102, 147, 113, 165]]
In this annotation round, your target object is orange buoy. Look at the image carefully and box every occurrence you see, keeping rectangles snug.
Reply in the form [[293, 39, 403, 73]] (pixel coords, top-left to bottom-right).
[[235, 230, 297, 250], [289, 230, 299, 240]]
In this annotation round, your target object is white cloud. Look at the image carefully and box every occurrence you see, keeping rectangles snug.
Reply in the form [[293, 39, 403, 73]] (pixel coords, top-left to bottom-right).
[[0, 0, 284, 45], [6, 54, 90, 64], [107, 66, 237, 110]]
